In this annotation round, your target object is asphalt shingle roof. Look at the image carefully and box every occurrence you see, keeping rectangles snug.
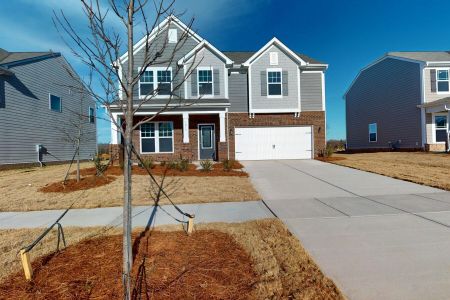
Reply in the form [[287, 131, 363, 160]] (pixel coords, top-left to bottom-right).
[[223, 51, 325, 65], [0, 48, 55, 65], [388, 51, 450, 62]]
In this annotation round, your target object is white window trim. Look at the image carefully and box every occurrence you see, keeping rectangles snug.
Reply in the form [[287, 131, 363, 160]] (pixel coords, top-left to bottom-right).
[[139, 67, 173, 99], [432, 112, 448, 144], [88, 106, 95, 124], [436, 68, 450, 94], [267, 68, 283, 99], [197, 67, 214, 98], [140, 121, 174, 154], [369, 123, 377, 143], [49, 93, 62, 112]]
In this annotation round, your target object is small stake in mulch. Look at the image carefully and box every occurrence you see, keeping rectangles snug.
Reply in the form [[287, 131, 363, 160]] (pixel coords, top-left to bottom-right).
[[20, 249, 33, 281], [187, 215, 195, 235]]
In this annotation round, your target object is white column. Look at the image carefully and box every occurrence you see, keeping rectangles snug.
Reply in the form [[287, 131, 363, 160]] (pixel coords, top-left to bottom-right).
[[183, 112, 189, 143], [110, 113, 120, 144], [219, 112, 226, 142]]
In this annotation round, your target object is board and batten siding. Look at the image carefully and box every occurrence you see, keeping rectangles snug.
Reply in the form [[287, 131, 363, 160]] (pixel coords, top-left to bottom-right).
[[250, 44, 299, 111], [0, 56, 97, 165], [346, 57, 422, 149], [423, 68, 450, 103], [123, 23, 199, 101], [300, 72, 323, 111], [185, 47, 227, 99], [228, 71, 248, 112]]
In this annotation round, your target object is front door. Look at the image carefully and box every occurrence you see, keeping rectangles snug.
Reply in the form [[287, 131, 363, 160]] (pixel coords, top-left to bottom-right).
[[199, 124, 215, 160]]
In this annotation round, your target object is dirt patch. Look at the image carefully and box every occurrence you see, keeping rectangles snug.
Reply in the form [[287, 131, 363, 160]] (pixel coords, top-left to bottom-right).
[[0, 230, 257, 299], [38, 176, 116, 193], [75, 165, 248, 177], [332, 152, 450, 191], [316, 156, 346, 162]]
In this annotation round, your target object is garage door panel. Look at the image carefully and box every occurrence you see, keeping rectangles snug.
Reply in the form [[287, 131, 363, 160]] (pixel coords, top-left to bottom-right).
[[235, 126, 312, 160]]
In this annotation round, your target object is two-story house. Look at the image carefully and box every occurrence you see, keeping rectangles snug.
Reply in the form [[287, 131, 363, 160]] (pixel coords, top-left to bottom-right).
[[0, 49, 97, 167], [109, 15, 327, 161], [345, 52, 450, 152]]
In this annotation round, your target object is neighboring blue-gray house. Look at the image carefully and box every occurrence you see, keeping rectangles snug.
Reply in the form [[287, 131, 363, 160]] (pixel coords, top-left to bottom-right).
[[0, 48, 97, 166], [345, 52, 450, 151]]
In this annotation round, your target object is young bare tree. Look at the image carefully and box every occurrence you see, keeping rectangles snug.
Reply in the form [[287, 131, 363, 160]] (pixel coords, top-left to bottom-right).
[[53, 1, 200, 298]]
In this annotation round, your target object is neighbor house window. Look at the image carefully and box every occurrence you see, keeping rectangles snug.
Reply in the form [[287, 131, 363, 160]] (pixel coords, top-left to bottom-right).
[[49, 94, 61, 112], [267, 69, 282, 96], [139, 68, 172, 98], [437, 70, 450, 93], [369, 123, 377, 142], [435, 115, 448, 143], [157, 70, 172, 95], [89, 107, 95, 124], [140, 122, 173, 153], [139, 70, 154, 97], [198, 69, 213, 96]]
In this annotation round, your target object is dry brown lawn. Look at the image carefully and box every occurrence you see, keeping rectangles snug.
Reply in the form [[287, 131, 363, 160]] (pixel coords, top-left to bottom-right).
[[332, 152, 450, 191], [0, 163, 260, 212], [0, 219, 343, 299]]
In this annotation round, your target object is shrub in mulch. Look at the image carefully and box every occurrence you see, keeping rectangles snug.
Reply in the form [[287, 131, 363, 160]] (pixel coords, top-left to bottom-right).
[[39, 176, 116, 193], [0, 230, 257, 299], [315, 157, 346, 162], [213, 160, 244, 171], [73, 165, 248, 177]]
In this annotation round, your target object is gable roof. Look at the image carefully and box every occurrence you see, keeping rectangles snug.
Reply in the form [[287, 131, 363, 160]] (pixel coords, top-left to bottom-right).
[[0, 48, 58, 66], [388, 51, 450, 63], [178, 40, 233, 65], [118, 15, 203, 63], [223, 51, 325, 65]]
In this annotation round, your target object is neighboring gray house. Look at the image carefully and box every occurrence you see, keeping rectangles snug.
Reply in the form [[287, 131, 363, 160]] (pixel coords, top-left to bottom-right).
[[345, 52, 450, 151], [109, 15, 327, 161], [0, 48, 97, 166]]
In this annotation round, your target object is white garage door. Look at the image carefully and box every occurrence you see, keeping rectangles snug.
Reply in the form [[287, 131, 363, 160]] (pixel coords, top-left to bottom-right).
[[235, 126, 313, 160]]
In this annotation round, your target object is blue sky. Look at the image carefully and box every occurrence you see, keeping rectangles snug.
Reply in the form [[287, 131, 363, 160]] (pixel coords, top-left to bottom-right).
[[2, 0, 450, 143]]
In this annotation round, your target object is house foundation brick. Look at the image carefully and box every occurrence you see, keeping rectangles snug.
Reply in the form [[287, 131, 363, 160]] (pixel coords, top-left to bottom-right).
[[425, 143, 447, 152]]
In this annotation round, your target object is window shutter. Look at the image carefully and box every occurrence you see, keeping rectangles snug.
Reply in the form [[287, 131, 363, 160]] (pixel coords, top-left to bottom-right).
[[430, 69, 436, 93], [260, 71, 267, 96], [172, 71, 180, 98], [0, 79, 4, 108], [191, 69, 198, 97], [213, 68, 220, 95], [282, 71, 288, 96]]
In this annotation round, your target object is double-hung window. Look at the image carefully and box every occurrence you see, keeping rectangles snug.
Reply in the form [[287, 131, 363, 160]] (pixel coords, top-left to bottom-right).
[[437, 69, 450, 93], [89, 107, 95, 124], [140, 122, 173, 153], [267, 69, 282, 97], [198, 68, 213, 96], [49, 94, 62, 112], [434, 114, 448, 143], [139, 68, 172, 98], [369, 123, 377, 142]]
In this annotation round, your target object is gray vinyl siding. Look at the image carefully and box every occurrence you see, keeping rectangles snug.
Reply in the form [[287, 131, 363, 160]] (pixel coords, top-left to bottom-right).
[[424, 68, 450, 103], [228, 71, 248, 112], [250, 45, 299, 111], [185, 48, 227, 99], [122, 23, 199, 100], [0, 56, 97, 165], [300, 72, 323, 111], [346, 57, 422, 149]]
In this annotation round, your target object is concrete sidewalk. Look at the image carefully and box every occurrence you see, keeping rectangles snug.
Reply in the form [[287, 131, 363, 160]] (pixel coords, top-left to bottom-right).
[[0, 201, 274, 229]]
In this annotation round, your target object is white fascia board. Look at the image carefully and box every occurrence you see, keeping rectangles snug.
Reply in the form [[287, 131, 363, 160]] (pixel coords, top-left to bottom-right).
[[242, 37, 307, 67], [343, 54, 424, 100], [118, 15, 202, 64], [177, 40, 233, 65], [249, 108, 301, 113]]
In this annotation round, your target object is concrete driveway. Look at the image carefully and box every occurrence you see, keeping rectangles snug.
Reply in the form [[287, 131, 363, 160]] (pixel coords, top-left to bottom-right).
[[244, 160, 450, 300]]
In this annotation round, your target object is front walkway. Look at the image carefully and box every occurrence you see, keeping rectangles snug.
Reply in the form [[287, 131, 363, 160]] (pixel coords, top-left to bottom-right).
[[244, 159, 450, 300], [0, 201, 273, 229]]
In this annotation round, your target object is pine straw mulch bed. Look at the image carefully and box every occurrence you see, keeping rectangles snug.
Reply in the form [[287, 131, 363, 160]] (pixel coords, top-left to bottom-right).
[[315, 156, 347, 162], [73, 164, 248, 177], [38, 176, 116, 193], [0, 219, 343, 300]]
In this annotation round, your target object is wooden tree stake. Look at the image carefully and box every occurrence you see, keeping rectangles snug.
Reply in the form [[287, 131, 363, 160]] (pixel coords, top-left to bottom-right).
[[20, 249, 33, 281], [187, 215, 195, 235]]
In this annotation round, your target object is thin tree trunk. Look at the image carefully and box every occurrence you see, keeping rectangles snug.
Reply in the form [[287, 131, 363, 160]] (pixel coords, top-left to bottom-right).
[[76, 138, 80, 183], [123, 2, 134, 299]]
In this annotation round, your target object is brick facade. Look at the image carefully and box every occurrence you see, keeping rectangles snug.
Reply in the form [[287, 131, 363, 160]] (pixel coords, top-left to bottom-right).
[[113, 111, 325, 162], [425, 143, 447, 152]]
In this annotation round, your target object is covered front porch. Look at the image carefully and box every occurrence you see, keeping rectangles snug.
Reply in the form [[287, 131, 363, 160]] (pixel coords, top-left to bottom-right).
[[110, 108, 228, 161], [420, 97, 450, 152]]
